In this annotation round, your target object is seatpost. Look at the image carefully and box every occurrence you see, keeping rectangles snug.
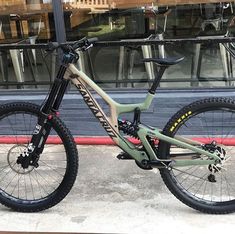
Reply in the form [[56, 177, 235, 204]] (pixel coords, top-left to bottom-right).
[[148, 65, 168, 94]]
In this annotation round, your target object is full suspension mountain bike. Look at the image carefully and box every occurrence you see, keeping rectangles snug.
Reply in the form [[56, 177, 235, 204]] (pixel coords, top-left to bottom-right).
[[0, 38, 235, 214]]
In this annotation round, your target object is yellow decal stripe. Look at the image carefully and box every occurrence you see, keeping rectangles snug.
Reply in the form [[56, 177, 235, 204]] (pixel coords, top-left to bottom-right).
[[170, 111, 192, 132]]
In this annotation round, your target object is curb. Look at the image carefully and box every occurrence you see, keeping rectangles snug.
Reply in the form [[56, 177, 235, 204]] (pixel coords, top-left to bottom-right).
[[0, 136, 140, 145], [0, 137, 233, 146]]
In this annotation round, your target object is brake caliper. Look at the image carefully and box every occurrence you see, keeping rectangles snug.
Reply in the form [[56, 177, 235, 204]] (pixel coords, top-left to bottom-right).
[[17, 143, 39, 168]]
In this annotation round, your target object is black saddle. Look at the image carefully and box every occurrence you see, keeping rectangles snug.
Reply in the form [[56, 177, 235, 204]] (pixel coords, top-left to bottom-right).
[[142, 56, 184, 66]]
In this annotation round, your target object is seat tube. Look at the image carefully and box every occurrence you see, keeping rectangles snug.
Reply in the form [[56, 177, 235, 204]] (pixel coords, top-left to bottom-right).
[[149, 66, 167, 94]]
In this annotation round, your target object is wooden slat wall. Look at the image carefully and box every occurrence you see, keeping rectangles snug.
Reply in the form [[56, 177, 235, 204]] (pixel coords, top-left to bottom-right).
[[110, 0, 234, 8], [0, 0, 26, 5]]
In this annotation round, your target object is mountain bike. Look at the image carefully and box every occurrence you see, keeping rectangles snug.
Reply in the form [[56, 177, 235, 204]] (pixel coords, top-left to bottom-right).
[[0, 38, 235, 214]]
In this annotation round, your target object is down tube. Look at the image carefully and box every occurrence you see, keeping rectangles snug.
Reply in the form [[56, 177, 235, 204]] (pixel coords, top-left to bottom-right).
[[65, 65, 151, 162]]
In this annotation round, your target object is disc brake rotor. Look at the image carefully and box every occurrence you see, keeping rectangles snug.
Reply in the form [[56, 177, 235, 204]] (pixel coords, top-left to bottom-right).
[[7, 144, 34, 174]]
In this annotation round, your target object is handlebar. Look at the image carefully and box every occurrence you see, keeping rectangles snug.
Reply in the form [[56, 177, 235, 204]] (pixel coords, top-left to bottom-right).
[[46, 37, 99, 53]]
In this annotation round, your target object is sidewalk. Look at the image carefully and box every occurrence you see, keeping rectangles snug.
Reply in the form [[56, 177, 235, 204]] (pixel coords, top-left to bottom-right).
[[0, 145, 235, 233]]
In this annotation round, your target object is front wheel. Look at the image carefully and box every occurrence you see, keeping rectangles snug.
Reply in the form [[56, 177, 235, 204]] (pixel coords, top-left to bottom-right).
[[0, 102, 78, 212], [159, 97, 235, 214]]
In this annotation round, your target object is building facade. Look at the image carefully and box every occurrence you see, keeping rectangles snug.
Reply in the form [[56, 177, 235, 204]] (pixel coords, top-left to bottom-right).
[[0, 0, 234, 135], [0, 0, 234, 90]]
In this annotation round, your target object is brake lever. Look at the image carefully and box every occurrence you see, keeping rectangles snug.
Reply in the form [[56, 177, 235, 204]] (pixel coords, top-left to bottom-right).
[[80, 43, 94, 51], [74, 37, 98, 51]]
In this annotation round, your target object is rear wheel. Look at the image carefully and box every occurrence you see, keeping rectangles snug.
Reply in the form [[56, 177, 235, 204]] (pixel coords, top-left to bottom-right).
[[0, 102, 78, 212], [159, 98, 235, 214]]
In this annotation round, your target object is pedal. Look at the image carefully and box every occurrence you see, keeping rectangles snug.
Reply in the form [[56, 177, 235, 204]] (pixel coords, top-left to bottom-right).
[[117, 152, 133, 160]]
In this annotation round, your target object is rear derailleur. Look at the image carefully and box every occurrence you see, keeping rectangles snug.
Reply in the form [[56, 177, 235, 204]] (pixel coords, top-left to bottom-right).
[[203, 141, 226, 183]]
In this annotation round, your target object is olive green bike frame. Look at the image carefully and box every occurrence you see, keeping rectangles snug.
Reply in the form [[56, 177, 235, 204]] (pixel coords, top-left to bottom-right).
[[64, 64, 220, 168]]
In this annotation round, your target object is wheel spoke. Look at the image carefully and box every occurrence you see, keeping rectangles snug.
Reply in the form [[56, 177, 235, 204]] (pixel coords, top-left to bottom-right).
[[160, 98, 235, 213], [0, 104, 76, 212]]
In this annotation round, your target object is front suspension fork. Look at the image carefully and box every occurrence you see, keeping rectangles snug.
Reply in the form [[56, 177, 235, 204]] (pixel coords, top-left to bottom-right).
[[24, 115, 52, 167], [23, 53, 74, 167], [25, 76, 69, 167]]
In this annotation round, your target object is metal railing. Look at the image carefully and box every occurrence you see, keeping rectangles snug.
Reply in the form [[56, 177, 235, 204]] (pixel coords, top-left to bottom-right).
[[0, 36, 235, 89]]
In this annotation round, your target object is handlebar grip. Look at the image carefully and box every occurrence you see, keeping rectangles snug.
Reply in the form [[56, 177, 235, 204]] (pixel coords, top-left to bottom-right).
[[87, 37, 98, 44], [46, 37, 98, 53]]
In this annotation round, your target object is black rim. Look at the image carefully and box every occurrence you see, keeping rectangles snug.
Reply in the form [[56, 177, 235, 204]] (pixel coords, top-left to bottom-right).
[[0, 110, 68, 203]]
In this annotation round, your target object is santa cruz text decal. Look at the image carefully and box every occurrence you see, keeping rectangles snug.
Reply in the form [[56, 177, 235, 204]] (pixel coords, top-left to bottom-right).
[[75, 80, 117, 138]]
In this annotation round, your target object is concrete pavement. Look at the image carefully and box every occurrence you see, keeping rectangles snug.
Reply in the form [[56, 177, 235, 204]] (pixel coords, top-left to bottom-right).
[[0, 145, 235, 233]]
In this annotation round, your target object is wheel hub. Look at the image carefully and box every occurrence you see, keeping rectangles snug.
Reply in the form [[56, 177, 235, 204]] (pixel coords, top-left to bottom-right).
[[7, 144, 34, 174]]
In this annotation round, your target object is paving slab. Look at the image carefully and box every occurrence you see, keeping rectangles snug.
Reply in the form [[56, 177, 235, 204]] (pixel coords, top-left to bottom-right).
[[0, 145, 235, 233]]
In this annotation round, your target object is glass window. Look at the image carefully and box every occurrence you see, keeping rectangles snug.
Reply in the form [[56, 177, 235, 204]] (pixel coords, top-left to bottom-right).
[[63, 2, 235, 89], [0, 0, 55, 90], [0, 1, 235, 90]]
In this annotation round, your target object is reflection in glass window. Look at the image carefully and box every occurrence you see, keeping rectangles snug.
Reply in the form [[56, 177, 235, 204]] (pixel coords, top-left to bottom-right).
[[0, 0, 54, 90], [0, 1, 234, 90], [64, 2, 235, 89]]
